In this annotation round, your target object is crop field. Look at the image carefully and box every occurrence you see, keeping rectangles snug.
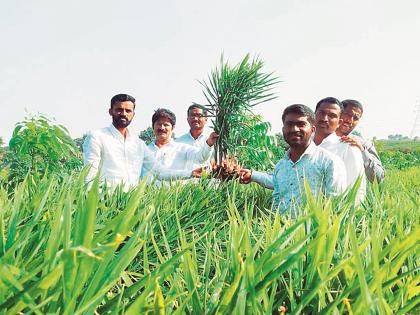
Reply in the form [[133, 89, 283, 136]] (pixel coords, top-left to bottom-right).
[[0, 106, 419, 313], [0, 164, 418, 314]]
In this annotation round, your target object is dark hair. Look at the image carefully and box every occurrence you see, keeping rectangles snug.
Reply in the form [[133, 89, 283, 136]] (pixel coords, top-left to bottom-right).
[[282, 104, 315, 125], [110, 94, 136, 108], [315, 97, 343, 112], [152, 108, 176, 126], [342, 99, 363, 114], [187, 103, 208, 116]]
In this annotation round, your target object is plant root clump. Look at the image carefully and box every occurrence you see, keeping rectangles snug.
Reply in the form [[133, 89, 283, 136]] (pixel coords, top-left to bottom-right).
[[210, 158, 241, 181]]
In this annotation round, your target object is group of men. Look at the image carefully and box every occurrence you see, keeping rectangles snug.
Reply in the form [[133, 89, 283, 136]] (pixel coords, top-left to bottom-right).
[[83, 94, 216, 188], [83, 93, 384, 214], [239, 97, 384, 215]]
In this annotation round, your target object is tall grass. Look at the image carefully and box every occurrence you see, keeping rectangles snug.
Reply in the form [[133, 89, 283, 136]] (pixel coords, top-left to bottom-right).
[[0, 168, 418, 314]]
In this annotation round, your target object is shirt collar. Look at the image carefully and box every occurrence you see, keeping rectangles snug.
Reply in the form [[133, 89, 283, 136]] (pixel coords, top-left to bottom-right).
[[188, 130, 206, 140], [108, 124, 132, 141], [319, 132, 340, 145], [286, 141, 317, 163], [151, 139, 175, 149]]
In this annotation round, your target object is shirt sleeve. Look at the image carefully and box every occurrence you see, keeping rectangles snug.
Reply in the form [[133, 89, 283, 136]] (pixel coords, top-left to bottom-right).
[[183, 141, 213, 164], [251, 170, 274, 190], [82, 133, 102, 183], [141, 143, 191, 180], [361, 140, 385, 183]]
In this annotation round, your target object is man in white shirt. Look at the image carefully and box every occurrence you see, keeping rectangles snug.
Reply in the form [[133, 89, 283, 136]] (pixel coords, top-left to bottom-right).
[[313, 97, 366, 203], [336, 99, 385, 183], [83, 94, 208, 190], [141, 108, 217, 181], [239, 104, 346, 216], [176, 104, 213, 169]]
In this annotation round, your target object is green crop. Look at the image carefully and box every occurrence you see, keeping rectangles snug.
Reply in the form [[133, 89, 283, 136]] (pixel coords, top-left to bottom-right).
[[0, 166, 418, 314], [199, 54, 279, 165]]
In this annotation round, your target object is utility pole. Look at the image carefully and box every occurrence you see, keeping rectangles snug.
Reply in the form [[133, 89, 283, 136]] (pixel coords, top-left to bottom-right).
[[410, 100, 420, 139]]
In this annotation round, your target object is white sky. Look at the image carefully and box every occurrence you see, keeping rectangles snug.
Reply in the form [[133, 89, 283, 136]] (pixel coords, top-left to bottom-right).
[[1, 0, 420, 143]]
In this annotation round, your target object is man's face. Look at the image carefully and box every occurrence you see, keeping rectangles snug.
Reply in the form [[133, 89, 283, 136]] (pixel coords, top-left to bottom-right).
[[187, 107, 207, 131], [282, 113, 314, 149], [153, 117, 174, 142], [315, 102, 342, 136], [109, 101, 135, 129], [338, 105, 362, 136]]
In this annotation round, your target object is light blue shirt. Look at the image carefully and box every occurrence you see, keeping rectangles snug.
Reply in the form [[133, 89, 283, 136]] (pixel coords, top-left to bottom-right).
[[253, 142, 346, 215]]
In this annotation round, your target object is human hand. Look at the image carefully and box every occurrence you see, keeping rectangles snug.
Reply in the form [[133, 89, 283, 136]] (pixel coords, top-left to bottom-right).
[[191, 167, 204, 178], [340, 135, 364, 152], [238, 168, 252, 184], [206, 132, 219, 147]]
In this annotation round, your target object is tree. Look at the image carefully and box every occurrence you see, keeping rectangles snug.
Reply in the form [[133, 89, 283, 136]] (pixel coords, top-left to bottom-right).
[[73, 134, 87, 152], [388, 134, 409, 141], [2, 114, 82, 187], [139, 127, 155, 145]]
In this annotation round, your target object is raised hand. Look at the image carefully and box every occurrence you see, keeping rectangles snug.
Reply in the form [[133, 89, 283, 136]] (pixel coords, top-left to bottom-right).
[[340, 135, 364, 152], [206, 132, 219, 147]]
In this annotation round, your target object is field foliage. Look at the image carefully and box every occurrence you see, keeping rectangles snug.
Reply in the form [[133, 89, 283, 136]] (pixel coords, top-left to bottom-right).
[[0, 166, 418, 314], [0, 117, 419, 313]]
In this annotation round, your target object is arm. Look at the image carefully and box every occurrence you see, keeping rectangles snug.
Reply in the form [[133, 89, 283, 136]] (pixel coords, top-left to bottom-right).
[[272, 168, 280, 210], [340, 135, 385, 183], [361, 141, 385, 183], [82, 133, 102, 183], [141, 143, 192, 180], [183, 131, 218, 163], [183, 141, 212, 164], [251, 170, 274, 190]]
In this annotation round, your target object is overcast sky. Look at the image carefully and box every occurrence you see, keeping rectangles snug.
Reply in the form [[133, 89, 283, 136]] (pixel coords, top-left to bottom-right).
[[1, 0, 420, 143]]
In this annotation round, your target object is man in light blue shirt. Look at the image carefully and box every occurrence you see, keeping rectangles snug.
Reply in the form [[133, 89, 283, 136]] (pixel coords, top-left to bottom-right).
[[239, 104, 346, 215]]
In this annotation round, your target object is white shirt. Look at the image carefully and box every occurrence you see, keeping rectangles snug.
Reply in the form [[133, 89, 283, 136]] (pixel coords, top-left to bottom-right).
[[318, 133, 366, 203], [141, 139, 212, 179], [83, 125, 191, 189], [252, 142, 346, 215], [176, 129, 213, 169]]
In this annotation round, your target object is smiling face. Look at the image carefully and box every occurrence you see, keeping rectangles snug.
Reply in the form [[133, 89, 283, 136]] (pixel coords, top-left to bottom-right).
[[282, 113, 315, 149], [109, 101, 135, 129], [338, 104, 362, 136], [315, 102, 342, 137], [153, 117, 174, 143], [187, 107, 207, 131]]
